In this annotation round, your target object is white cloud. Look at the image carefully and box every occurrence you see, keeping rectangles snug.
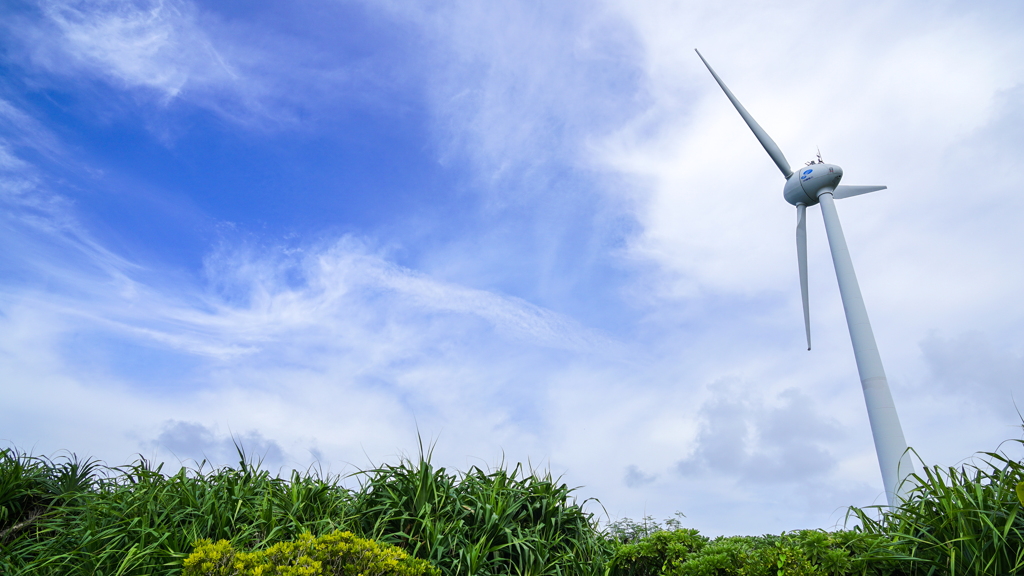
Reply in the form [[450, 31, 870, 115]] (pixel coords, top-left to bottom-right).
[[30, 0, 231, 100], [5, 0, 409, 128], [373, 1, 645, 198], [676, 385, 843, 483]]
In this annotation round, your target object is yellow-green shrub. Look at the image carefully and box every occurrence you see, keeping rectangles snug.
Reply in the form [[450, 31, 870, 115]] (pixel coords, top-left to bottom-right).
[[183, 530, 440, 576]]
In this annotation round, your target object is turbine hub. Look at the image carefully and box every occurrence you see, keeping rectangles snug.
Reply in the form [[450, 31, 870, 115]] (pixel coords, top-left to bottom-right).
[[783, 163, 843, 206]]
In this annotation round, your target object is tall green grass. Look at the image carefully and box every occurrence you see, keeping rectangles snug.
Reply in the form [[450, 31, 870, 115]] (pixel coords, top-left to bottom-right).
[[851, 439, 1024, 575], [0, 443, 610, 575], [1, 446, 351, 575], [348, 444, 608, 576]]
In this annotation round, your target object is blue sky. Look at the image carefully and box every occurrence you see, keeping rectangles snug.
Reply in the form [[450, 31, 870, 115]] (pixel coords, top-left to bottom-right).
[[2, 0, 1024, 536]]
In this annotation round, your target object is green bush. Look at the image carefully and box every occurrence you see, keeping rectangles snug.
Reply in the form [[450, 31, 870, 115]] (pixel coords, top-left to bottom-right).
[[608, 528, 905, 576], [668, 536, 753, 576], [747, 530, 910, 576], [609, 529, 709, 576], [183, 530, 440, 576]]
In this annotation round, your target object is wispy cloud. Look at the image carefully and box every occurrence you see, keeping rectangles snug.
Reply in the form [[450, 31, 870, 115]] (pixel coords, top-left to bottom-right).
[[23, 0, 231, 100], [4, 0, 410, 128], [374, 2, 646, 197], [2, 187, 614, 363]]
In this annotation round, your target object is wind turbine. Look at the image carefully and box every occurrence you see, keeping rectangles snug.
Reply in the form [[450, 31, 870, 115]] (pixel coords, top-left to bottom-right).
[[695, 50, 914, 507]]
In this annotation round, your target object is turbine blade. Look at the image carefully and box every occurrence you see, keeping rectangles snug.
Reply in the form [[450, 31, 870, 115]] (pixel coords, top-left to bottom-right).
[[833, 185, 887, 199], [797, 204, 811, 350], [696, 49, 793, 179]]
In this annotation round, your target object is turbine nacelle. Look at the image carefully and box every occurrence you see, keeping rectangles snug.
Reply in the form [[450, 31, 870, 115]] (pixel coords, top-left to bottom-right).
[[784, 163, 843, 206]]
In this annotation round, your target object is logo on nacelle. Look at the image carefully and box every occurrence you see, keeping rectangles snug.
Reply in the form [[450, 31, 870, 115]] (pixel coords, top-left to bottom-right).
[[800, 169, 813, 181]]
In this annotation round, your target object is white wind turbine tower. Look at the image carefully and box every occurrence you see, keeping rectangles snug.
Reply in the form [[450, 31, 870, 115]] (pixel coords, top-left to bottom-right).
[[696, 50, 914, 507]]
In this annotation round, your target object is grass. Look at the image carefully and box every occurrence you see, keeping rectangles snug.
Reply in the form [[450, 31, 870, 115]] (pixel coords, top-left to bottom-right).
[[0, 442, 610, 576], [347, 444, 609, 576], [2, 433, 1023, 575], [0, 445, 353, 575], [850, 439, 1024, 575]]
